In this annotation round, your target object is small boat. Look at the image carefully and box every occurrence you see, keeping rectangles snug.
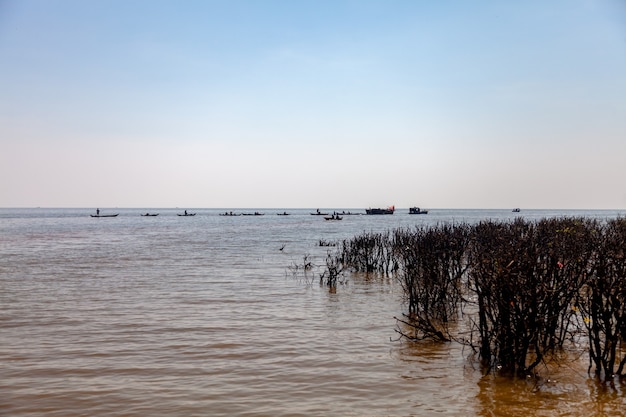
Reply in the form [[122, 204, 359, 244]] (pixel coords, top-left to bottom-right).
[[242, 212, 264, 216], [178, 212, 196, 216], [366, 206, 395, 215], [409, 207, 428, 214], [220, 212, 241, 216], [90, 214, 119, 218], [324, 215, 342, 221], [512, 208, 521, 213], [311, 209, 329, 215], [141, 213, 159, 216], [277, 212, 290, 216]]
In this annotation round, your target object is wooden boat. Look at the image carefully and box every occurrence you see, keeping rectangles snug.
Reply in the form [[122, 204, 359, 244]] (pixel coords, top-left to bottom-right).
[[277, 212, 290, 216], [512, 208, 521, 213], [220, 212, 241, 216], [311, 209, 329, 215], [366, 206, 395, 215], [90, 214, 119, 218], [324, 215, 342, 221], [242, 212, 264, 216], [409, 207, 428, 214], [178, 212, 196, 216], [141, 213, 159, 216]]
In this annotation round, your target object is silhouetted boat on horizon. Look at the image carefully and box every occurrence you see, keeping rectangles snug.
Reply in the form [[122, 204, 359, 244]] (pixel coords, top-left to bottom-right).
[[324, 215, 342, 220], [220, 212, 241, 216], [366, 206, 395, 215]]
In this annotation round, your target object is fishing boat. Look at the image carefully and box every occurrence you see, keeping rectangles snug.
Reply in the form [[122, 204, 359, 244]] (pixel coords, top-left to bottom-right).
[[311, 209, 329, 215], [365, 206, 395, 215], [324, 215, 342, 221], [90, 214, 119, 218], [409, 207, 428, 214], [512, 208, 521, 213], [178, 212, 196, 216], [220, 212, 241, 216], [141, 213, 159, 216]]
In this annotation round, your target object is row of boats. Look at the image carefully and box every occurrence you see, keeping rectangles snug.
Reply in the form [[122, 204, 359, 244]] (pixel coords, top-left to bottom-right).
[[90, 206, 432, 218], [364, 206, 429, 215], [219, 211, 266, 216], [311, 206, 429, 216], [91, 210, 196, 217]]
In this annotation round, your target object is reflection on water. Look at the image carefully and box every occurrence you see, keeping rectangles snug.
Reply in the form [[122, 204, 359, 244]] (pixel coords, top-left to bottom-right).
[[476, 369, 626, 416], [1, 208, 626, 416]]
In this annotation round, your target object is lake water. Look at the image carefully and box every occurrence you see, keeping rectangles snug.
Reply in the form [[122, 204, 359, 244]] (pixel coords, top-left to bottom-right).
[[2, 208, 626, 416]]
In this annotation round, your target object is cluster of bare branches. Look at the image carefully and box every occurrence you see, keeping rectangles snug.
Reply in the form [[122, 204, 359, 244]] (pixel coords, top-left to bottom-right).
[[326, 217, 626, 380], [287, 252, 346, 288], [467, 218, 596, 376], [338, 231, 398, 274], [392, 224, 471, 342], [577, 218, 626, 378]]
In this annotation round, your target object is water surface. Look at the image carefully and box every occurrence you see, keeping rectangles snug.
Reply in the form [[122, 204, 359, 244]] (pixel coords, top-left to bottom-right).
[[2, 208, 625, 416]]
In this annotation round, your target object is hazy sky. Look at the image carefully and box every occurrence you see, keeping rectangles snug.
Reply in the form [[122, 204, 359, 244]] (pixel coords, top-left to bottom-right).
[[1, 0, 625, 209]]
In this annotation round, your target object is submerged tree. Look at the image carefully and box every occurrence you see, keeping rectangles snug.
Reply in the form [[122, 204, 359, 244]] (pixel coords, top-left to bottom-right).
[[338, 231, 397, 274], [468, 218, 596, 376], [394, 224, 470, 342], [577, 217, 626, 378]]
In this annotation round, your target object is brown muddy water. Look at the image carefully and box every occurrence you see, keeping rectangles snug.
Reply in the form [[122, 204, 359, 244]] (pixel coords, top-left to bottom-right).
[[1, 208, 625, 416]]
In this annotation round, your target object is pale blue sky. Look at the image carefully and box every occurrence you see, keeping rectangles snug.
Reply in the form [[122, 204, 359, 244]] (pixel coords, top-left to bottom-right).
[[1, 0, 625, 208]]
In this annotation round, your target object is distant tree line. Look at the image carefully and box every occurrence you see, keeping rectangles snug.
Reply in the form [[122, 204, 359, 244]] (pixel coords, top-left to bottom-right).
[[325, 217, 626, 381]]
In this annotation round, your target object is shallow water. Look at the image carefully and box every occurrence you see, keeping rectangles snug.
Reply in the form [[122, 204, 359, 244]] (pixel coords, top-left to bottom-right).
[[1, 208, 625, 416]]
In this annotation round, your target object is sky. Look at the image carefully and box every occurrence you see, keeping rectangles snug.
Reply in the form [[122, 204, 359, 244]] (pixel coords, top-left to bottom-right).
[[1, 0, 625, 209]]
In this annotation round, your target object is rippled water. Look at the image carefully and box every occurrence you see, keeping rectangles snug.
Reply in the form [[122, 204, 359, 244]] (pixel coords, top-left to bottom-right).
[[2, 208, 625, 416]]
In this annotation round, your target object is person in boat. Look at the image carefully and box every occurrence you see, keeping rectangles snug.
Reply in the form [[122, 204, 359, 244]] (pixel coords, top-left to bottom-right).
[[96, 208, 100, 216], [184, 210, 188, 215]]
